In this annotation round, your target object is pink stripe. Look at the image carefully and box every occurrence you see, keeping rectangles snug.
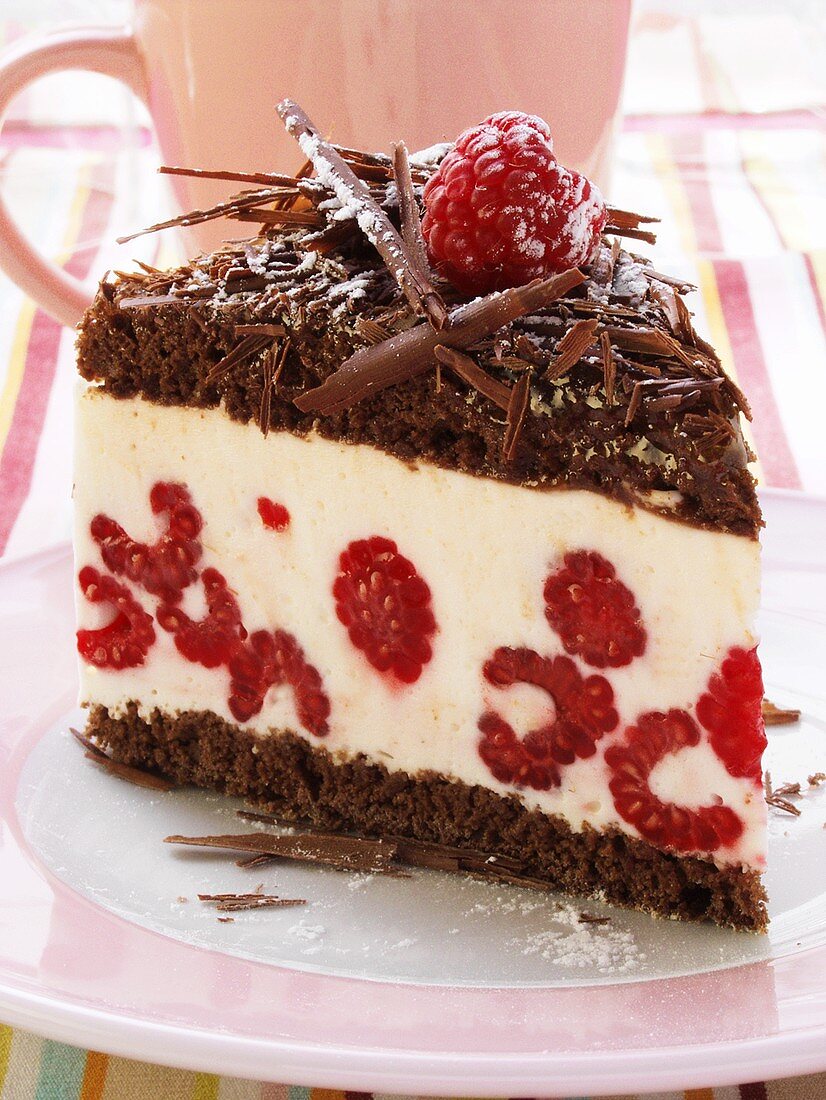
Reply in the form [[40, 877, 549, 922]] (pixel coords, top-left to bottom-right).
[[670, 130, 725, 254], [624, 109, 825, 133], [0, 122, 152, 152], [713, 259, 801, 489], [0, 160, 115, 552], [803, 252, 826, 344]]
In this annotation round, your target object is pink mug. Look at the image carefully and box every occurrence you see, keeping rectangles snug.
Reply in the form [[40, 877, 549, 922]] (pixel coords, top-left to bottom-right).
[[0, 0, 632, 328]]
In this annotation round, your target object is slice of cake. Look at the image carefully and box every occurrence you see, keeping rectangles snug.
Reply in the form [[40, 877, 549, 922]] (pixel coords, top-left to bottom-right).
[[74, 103, 767, 931]]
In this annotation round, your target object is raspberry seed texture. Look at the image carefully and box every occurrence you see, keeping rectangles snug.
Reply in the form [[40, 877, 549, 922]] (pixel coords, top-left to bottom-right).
[[422, 111, 607, 294], [543, 550, 646, 669], [478, 646, 618, 791], [697, 645, 766, 785], [333, 536, 437, 683], [605, 709, 745, 854]]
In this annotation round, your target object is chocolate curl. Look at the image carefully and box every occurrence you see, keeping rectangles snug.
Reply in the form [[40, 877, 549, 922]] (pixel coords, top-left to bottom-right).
[[392, 141, 448, 330], [544, 318, 599, 381], [294, 268, 585, 415], [433, 346, 512, 411], [503, 371, 531, 460], [165, 832, 399, 873], [277, 98, 446, 329], [116, 187, 287, 244]]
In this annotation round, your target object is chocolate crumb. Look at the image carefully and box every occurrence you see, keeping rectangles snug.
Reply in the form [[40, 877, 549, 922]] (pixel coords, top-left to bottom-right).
[[809, 773, 826, 787]]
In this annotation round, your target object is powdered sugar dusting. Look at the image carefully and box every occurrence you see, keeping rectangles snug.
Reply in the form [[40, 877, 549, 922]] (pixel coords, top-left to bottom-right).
[[506, 901, 644, 974]]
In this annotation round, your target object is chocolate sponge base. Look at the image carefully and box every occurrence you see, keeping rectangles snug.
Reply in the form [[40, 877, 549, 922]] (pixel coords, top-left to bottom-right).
[[87, 702, 768, 932]]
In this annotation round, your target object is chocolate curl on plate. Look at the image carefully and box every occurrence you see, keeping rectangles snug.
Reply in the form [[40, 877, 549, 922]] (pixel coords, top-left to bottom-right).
[[277, 98, 447, 330], [294, 268, 585, 415]]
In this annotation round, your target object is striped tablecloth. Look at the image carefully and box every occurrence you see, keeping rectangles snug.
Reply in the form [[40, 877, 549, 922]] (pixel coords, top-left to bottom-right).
[[1, 5, 825, 1098]]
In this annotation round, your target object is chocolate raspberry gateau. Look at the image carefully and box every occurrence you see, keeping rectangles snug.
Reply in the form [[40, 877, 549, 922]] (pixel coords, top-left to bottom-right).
[[74, 103, 768, 931]]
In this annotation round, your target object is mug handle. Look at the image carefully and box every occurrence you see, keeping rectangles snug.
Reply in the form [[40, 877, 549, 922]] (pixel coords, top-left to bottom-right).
[[0, 28, 149, 327]]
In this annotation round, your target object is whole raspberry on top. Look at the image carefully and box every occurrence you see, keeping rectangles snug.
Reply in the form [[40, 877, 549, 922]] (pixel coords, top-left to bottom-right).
[[421, 111, 607, 295]]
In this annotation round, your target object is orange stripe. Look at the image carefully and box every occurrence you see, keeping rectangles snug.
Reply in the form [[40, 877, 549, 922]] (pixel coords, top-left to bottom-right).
[[79, 1051, 108, 1100], [685, 1089, 715, 1100]]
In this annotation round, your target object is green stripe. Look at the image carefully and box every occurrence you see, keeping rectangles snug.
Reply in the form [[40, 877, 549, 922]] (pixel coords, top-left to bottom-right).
[[34, 1040, 87, 1100]]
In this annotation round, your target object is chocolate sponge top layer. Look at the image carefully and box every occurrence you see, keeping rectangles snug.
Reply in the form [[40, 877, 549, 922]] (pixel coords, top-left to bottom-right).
[[77, 140, 760, 538]]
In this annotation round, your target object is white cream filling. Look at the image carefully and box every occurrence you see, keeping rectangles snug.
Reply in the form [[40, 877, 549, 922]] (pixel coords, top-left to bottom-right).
[[74, 388, 765, 870]]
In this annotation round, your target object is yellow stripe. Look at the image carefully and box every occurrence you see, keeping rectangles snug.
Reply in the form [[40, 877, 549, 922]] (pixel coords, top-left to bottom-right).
[[192, 1072, 220, 1100], [645, 132, 697, 254], [0, 1026, 12, 1090], [0, 297, 36, 455], [695, 257, 763, 481], [79, 1051, 108, 1100], [741, 131, 809, 251], [0, 162, 92, 456]]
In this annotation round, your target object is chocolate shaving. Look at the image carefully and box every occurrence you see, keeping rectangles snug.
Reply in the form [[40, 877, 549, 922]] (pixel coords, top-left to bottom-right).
[[235, 323, 286, 338], [164, 831, 399, 873], [762, 698, 801, 726], [392, 141, 448, 330], [766, 794, 802, 817], [231, 208, 322, 228], [232, 813, 570, 891], [773, 782, 802, 798], [600, 330, 615, 404], [206, 334, 271, 385], [625, 380, 644, 426], [606, 207, 661, 230], [433, 346, 512, 411], [198, 892, 306, 912], [159, 164, 304, 188], [606, 226, 658, 245], [604, 325, 704, 370], [71, 728, 175, 791], [544, 318, 599, 380], [578, 912, 611, 925], [809, 773, 826, 787], [294, 269, 584, 415], [645, 268, 697, 292], [503, 370, 531, 461], [117, 187, 290, 245], [277, 99, 445, 329], [354, 316, 390, 345]]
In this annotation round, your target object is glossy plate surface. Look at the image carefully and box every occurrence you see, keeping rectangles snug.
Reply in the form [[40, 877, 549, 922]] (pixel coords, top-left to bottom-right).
[[0, 489, 825, 1094]]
